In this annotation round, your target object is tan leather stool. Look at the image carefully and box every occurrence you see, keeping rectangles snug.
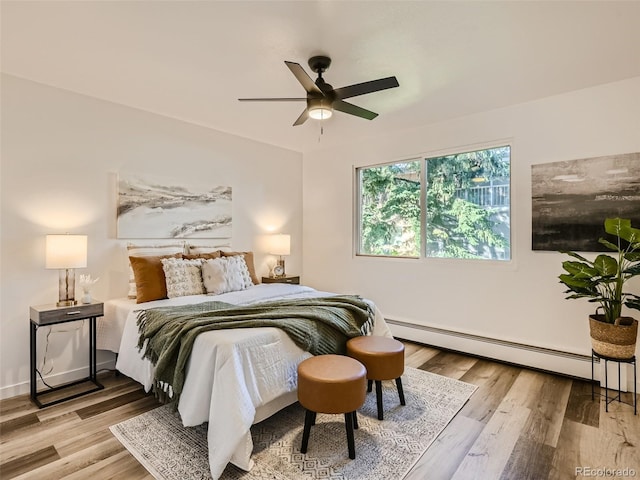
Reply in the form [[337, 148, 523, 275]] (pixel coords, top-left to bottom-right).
[[346, 336, 405, 420], [297, 354, 366, 459]]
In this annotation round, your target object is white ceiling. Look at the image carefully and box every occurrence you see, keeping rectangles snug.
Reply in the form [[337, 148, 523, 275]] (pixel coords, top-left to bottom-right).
[[2, 1, 640, 153]]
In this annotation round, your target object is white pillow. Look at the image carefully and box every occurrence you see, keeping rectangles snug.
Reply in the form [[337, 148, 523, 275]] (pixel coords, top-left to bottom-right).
[[126, 242, 185, 299], [226, 255, 252, 291], [161, 257, 205, 298], [231, 255, 254, 289], [202, 256, 252, 295], [201, 257, 228, 295]]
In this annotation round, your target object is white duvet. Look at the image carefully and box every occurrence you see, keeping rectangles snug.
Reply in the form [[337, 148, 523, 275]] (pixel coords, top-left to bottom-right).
[[98, 283, 391, 479]]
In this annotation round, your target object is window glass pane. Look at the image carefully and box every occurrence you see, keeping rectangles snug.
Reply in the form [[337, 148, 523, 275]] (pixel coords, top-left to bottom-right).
[[358, 161, 421, 257], [425, 146, 511, 260]]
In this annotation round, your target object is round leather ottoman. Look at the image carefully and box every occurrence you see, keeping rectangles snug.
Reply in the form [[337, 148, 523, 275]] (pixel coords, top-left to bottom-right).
[[346, 336, 406, 420], [297, 354, 366, 459]]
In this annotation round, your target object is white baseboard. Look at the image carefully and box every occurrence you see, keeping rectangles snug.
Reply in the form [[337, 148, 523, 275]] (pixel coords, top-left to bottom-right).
[[388, 319, 639, 394], [0, 358, 117, 400]]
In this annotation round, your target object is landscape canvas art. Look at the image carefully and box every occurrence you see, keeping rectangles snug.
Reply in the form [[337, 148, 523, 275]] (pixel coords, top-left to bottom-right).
[[531, 152, 640, 251], [117, 174, 232, 239]]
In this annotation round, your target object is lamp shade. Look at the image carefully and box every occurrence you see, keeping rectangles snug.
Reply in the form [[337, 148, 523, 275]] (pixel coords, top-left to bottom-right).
[[46, 234, 88, 269], [269, 234, 291, 256]]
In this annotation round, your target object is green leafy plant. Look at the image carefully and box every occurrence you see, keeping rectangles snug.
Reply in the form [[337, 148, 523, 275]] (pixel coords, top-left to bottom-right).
[[559, 218, 640, 324]]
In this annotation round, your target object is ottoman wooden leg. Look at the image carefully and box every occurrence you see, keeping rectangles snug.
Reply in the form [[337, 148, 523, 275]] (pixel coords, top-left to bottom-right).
[[301, 409, 314, 454], [375, 380, 384, 420], [396, 377, 406, 406], [352, 410, 359, 430], [367, 379, 373, 393], [344, 412, 356, 459]]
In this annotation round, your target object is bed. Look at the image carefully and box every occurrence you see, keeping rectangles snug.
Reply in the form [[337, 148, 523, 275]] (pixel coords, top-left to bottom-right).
[[97, 282, 392, 479]]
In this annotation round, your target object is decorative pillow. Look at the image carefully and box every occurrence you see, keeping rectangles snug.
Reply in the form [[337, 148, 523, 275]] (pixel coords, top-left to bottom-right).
[[201, 257, 228, 295], [201, 256, 253, 295], [187, 243, 230, 255], [225, 258, 247, 292], [220, 251, 259, 285], [182, 251, 221, 261], [230, 255, 254, 289], [126, 242, 185, 299], [130, 254, 182, 304], [161, 257, 205, 298]]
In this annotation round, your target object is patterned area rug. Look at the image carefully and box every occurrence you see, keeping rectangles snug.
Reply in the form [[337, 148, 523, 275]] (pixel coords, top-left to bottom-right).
[[110, 367, 476, 480]]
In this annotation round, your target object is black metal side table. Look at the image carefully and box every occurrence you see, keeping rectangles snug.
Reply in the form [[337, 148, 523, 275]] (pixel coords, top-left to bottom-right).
[[591, 350, 637, 415], [30, 301, 104, 408]]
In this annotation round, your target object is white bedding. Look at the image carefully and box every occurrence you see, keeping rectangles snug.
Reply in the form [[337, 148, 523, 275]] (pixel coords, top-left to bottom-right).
[[98, 283, 391, 479]]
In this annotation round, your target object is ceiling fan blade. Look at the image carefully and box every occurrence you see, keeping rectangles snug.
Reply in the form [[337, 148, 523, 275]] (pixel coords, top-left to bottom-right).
[[332, 76, 399, 100], [238, 98, 306, 101], [292, 108, 309, 126], [285, 61, 323, 95], [333, 100, 378, 120]]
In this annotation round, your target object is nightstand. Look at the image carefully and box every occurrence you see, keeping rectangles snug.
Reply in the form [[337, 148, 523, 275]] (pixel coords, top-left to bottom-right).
[[262, 275, 300, 285], [30, 301, 104, 408]]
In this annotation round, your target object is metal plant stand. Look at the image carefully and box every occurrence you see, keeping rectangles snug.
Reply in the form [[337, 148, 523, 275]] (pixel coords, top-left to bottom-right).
[[591, 350, 637, 415]]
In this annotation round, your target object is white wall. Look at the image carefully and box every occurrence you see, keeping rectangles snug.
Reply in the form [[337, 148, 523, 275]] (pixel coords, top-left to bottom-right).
[[3, 74, 638, 399], [302, 77, 640, 385], [0, 75, 303, 398]]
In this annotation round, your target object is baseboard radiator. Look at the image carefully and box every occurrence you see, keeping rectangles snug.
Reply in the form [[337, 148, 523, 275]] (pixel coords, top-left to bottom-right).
[[386, 318, 638, 393]]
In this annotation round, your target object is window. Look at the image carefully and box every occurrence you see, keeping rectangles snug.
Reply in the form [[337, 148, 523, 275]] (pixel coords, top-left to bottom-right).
[[357, 145, 510, 260], [358, 160, 421, 257], [425, 146, 511, 260]]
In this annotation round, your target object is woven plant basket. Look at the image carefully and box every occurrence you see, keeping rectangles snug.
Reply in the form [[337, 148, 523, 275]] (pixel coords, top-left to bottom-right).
[[589, 314, 638, 359]]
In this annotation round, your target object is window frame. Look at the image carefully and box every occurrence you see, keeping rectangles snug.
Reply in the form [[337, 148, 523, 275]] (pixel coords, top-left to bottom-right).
[[354, 141, 513, 262], [354, 157, 423, 259]]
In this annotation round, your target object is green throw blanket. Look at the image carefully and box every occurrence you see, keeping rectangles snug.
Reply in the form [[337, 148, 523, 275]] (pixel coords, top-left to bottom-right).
[[136, 295, 374, 405]]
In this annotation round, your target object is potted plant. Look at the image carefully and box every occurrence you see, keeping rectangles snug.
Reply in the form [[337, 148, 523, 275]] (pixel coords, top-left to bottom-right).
[[559, 217, 640, 359]]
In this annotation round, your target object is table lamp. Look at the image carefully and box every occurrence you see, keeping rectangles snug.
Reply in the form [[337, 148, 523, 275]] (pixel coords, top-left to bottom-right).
[[269, 234, 290, 277], [46, 234, 87, 306]]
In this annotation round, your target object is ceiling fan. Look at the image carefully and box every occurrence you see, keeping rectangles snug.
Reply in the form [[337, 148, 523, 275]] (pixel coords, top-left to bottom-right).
[[238, 55, 399, 126]]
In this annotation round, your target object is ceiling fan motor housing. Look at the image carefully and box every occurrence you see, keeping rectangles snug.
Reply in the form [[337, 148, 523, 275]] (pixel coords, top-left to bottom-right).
[[308, 56, 334, 95], [308, 55, 332, 74]]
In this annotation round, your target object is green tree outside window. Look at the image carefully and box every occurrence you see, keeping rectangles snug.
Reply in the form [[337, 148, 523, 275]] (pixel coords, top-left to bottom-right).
[[426, 146, 510, 260], [359, 161, 421, 256]]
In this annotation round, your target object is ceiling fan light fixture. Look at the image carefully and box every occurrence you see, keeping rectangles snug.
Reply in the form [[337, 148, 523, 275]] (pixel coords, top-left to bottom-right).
[[308, 106, 333, 120], [308, 98, 333, 120]]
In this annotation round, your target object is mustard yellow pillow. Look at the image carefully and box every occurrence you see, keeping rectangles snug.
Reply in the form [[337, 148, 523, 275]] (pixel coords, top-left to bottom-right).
[[129, 253, 181, 303]]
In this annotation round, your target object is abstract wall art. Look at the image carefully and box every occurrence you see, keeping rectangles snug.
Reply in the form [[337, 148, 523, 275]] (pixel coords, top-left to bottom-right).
[[531, 152, 640, 251], [117, 173, 232, 239]]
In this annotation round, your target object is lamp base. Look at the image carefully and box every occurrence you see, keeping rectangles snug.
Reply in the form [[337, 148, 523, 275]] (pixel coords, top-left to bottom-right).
[[56, 299, 78, 307], [57, 268, 77, 308]]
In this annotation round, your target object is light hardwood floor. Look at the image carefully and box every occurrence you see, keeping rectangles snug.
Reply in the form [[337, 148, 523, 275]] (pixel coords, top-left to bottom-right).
[[1, 341, 638, 479]]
